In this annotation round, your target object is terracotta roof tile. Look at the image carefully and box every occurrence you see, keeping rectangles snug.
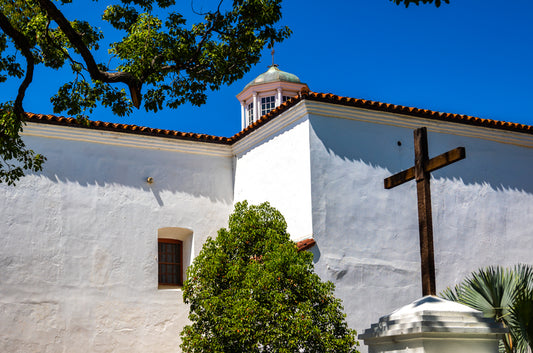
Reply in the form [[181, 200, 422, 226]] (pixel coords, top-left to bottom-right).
[[296, 238, 316, 252], [24, 112, 232, 144], [25, 90, 533, 143], [300, 90, 533, 134], [231, 91, 533, 142]]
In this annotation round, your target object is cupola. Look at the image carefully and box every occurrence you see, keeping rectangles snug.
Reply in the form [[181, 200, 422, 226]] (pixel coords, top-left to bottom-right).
[[236, 64, 308, 130]]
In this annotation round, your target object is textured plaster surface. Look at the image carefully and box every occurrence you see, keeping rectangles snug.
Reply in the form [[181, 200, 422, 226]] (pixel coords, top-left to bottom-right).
[[3, 104, 533, 353], [0, 132, 233, 353], [307, 113, 533, 352], [233, 117, 313, 240]]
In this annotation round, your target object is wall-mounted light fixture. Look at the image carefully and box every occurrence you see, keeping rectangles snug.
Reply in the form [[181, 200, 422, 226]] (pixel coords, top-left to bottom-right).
[[146, 177, 154, 184]]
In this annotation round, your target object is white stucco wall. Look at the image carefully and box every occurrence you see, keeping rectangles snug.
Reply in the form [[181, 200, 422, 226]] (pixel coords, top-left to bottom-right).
[[3, 100, 533, 353], [233, 103, 314, 240], [0, 124, 234, 353], [306, 105, 533, 351]]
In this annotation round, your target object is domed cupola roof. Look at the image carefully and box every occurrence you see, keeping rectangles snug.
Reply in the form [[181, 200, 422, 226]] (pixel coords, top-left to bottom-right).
[[243, 64, 302, 90]]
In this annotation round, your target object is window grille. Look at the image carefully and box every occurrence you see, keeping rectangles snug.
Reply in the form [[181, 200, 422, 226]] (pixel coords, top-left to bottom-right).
[[158, 239, 183, 286], [261, 96, 276, 116]]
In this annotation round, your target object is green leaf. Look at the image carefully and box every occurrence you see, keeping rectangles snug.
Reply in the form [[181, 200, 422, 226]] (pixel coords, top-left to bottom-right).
[[181, 201, 360, 353], [0, 0, 290, 184]]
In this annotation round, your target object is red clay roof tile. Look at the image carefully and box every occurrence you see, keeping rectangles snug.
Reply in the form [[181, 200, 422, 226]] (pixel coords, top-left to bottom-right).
[[25, 90, 533, 143], [296, 238, 316, 252], [24, 112, 232, 144], [300, 90, 533, 135]]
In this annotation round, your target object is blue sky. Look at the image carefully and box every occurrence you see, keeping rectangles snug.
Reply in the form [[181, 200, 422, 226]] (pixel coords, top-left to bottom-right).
[[9, 0, 533, 137]]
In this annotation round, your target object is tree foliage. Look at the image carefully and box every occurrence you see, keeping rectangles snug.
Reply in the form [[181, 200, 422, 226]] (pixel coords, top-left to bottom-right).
[[0, 103, 45, 185], [441, 265, 533, 353], [181, 201, 359, 353], [0, 0, 290, 184], [390, 0, 450, 7]]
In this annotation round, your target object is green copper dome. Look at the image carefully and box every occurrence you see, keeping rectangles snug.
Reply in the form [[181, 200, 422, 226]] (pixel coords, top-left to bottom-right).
[[243, 65, 302, 90]]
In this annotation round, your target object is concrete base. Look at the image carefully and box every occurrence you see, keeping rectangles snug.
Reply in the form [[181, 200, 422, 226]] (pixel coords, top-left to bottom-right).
[[359, 296, 507, 353]]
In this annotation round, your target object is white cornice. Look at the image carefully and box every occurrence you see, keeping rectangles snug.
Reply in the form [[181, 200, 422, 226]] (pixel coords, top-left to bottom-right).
[[232, 100, 533, 156], [232, 101, 309, 156], [303, 101, 533, 148], [23, 100, 533, 160], [23, 122, 233, 157]]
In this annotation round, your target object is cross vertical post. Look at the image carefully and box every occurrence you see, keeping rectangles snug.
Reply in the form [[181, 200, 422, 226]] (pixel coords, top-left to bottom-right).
[[384, 127, 465, 297], [414, 128, 436, 296]]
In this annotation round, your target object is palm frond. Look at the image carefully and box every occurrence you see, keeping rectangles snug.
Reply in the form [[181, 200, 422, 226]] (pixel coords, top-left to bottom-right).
[[440, 284, 460, 301], [439, 265, 533, 353], [510, 264, 533, 353], [457, 267, 515, 323]]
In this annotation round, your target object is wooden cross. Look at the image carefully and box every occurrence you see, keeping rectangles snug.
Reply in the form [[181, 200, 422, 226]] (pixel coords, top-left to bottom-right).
[[384, 127, 465, 296]]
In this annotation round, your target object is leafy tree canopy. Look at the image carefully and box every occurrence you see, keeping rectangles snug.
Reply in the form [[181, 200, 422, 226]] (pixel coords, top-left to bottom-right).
[[0, 0, 289, 184], [390, 0, 450, 7], [181, 201, 359, 353]]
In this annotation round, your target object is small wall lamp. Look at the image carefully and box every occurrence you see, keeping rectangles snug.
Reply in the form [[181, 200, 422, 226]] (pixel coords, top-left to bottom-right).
[[146, 177, 154, 184]]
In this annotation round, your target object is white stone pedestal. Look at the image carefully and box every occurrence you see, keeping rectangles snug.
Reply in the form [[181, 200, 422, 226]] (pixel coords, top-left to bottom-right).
[[359, 296, 507, 353]]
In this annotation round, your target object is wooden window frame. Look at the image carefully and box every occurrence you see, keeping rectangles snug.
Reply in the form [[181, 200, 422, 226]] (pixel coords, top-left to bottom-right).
[[158, 238, 183, 286]]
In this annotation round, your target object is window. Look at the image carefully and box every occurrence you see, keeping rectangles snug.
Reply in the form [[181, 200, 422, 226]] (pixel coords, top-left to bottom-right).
[[247, 102, 254, 125], [157, 227, 192, 289], [158, 238, 183, 286], [261, 96, 275, 116]]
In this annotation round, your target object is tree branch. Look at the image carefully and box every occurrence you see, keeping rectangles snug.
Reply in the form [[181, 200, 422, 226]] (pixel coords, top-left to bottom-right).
[[44, 18, 88, 76], [157, 24, 216, 76], [0, 10, 34, 118], [35, 0, 143, 107]]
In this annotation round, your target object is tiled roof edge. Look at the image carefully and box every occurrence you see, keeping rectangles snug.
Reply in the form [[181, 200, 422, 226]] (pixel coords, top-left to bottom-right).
[[25, 91, 533, 144], [299, 89, 533, 135], [230, 95, 304, 142], [24, 113, 233, 145]]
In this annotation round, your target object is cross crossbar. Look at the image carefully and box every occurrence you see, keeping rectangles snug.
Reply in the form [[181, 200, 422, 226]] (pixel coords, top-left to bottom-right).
[[384, 147, 465, 189]]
